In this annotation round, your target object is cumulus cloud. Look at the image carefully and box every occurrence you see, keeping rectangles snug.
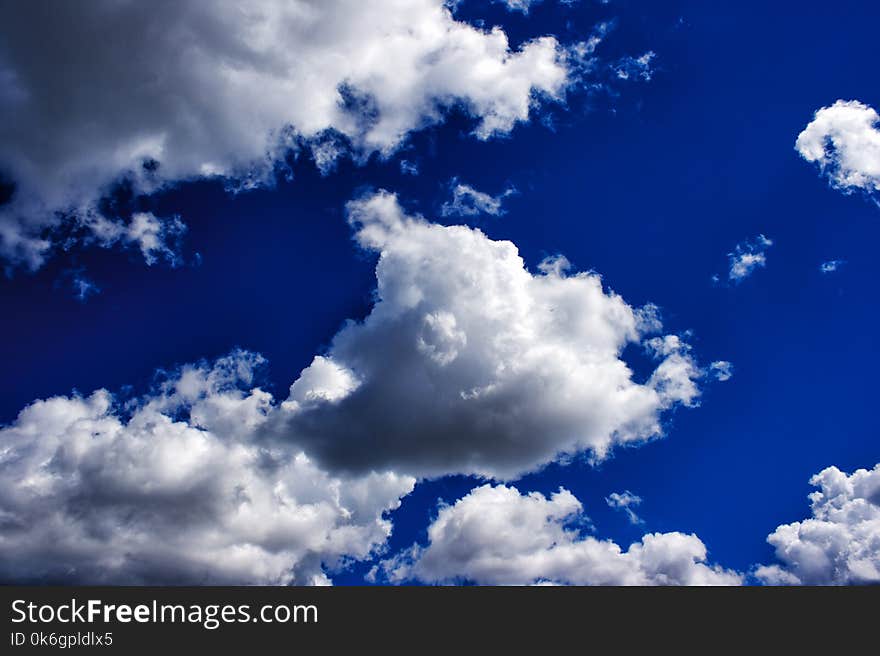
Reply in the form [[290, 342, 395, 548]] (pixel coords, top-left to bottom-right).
[[0, 350, 414, 584], [440, 179, 516, 217], [606, 490, 643, 525], [380, 484, 742, 585], [0, 186, 718, 582], [796, 100, 880, 193], [0, 0, 572, 270], [756, 463, 880, 585], [727, 234, 772, 282], [274, 190, 705, 479]]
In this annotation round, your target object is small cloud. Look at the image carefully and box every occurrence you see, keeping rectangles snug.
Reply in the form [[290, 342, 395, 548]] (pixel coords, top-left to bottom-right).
[[565, 21, 615, 78], [495, 0, 539, 14], [498, 0, 580, 10], [399, 160, 419, 176], [606, 490, 644, 525], [726, 234, 773, 282], [796, 100, 880, 195], [709, 361, 733, 382], [820, 259, 845, 274], [614, 52, 656, 81], [440, 178, 516, 218], [82, 211, 187, 267], [58, 267, 101, 302], [72, 274, 100, 302]]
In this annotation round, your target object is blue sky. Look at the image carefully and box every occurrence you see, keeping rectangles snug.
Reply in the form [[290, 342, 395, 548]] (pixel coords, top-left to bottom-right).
[[1, 1, 879, 585]]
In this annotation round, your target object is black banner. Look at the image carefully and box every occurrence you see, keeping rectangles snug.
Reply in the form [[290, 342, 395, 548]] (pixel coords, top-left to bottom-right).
[[1, 586, 876, 652]]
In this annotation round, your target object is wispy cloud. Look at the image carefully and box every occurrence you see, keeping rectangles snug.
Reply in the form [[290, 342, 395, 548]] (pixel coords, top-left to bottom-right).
[[726, 234, 773, 282], [440, 179, 516, 217], [709, 360, 733, 382], [71, 273, 100, 302], [615, 52, 656, 81], [606, 490, 644, 525]]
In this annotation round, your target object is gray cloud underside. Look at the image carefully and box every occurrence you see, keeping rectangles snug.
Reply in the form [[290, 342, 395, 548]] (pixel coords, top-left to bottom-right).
[[272, 191, 705, 479], [0, 0, 572, 269]]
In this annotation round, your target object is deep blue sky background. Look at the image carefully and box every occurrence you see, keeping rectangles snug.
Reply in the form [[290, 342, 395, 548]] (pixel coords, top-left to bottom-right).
[[2, 0, 879, 582]]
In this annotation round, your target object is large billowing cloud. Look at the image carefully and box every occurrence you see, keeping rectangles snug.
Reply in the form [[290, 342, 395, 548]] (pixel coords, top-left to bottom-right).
[[0, 189, 715, 582], [380, 484, 742, 585], [756, 463, 880, 585], [796, 100, 880, 194], [0, 350, 414, 584], [0, 0, 571, 270], [276, 191, 705, 479]]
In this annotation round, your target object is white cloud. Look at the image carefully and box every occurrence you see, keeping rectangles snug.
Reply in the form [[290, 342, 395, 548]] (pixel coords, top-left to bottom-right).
[[730, 253, 766, 281], [796, 100, 880, 193], [756, 463, 880, 585], [493, 0, 581, 13], [381, 484, 742, 585], [0, 0, 571, 270], [820, 259, 845, 274], [606, 490, 643, 525], [399, 160, 420, 176], [727, 234, 772, 282], [440, 179, 515, 217], [275, 191, 705, 479], [496, 0, 540, 13], [0, 350, 414, 584], [82, 211, 186, 268], [615, 52, 656, 81], [0, 188, 718, 582], [709, 360, 733, 382]]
